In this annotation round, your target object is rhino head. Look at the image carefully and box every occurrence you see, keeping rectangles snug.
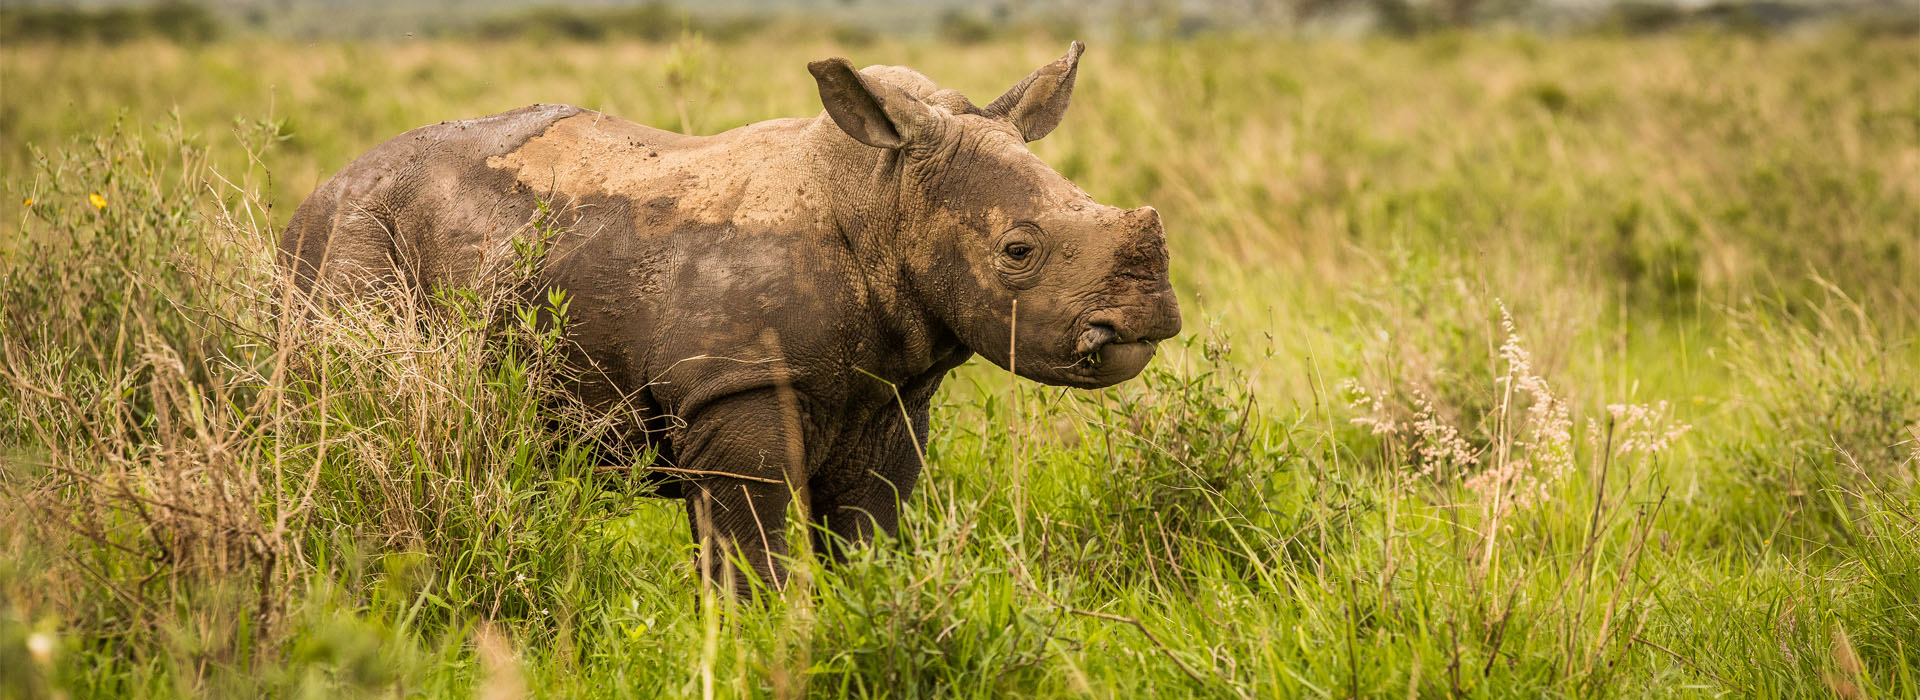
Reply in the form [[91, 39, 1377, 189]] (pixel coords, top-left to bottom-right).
[[809, 42, 1182, 388]]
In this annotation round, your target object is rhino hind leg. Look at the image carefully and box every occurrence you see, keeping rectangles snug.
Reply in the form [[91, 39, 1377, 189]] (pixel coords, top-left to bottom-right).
[[279, 183, 413, 311]]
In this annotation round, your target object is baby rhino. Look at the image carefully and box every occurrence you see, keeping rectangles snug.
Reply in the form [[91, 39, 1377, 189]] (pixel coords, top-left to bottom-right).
[[279, 43, 1180, 595]]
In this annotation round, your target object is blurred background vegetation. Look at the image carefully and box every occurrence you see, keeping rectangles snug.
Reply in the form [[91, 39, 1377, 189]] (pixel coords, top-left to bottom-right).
[[2, 0, 1917, 43]]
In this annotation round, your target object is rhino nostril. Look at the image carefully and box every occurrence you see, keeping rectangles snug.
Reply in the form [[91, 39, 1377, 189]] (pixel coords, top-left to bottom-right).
[[1076, 323, 1120, 355]]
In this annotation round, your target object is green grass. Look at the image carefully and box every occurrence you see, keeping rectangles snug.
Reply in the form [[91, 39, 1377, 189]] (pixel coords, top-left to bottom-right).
[[2, 32, 1917, 698]]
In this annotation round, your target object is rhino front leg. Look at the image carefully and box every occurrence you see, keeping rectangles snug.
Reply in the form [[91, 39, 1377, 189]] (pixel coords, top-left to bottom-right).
[[684, 477, 791, 597], [672, 390, 802, 598], [812, 471, 911, 564], [811, 408, 926, 563]]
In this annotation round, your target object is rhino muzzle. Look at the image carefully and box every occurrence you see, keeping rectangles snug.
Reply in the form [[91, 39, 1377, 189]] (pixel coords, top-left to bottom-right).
[[1059, 294, 1182, 387]]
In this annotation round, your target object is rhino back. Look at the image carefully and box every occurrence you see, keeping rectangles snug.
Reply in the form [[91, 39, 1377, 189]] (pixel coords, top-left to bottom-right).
[[281, 103, 883, 452], [488, 113, 870, 418], [278, 103, 588, 295]]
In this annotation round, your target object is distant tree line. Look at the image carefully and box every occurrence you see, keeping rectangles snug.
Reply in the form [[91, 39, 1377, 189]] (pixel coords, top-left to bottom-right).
[[471, 2, 768, 43], [1, 0, 1913, 44], [980, 0, 1920, 39], [0, 1, 221, 43]]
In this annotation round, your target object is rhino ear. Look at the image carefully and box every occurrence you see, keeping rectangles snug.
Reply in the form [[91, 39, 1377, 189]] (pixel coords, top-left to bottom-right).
[[809, 57, 936, 150], [985, 41, 1084, 142]]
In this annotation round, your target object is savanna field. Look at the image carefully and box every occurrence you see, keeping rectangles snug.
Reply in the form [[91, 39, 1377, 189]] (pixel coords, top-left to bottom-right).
[[2, 28, 1917, 698]]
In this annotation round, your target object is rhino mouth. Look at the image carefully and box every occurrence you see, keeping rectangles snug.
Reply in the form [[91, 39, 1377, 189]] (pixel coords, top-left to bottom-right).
[[1059, 323, 1157, 384]]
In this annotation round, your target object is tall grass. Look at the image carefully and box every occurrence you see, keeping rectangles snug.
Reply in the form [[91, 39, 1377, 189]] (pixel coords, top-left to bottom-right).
[[2, 31, 1917, 698]]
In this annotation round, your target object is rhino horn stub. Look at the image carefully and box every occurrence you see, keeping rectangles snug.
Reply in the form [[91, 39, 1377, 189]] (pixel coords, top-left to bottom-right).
[[1126, 205, 1160, 227], [809, 57, 937, 150], [1111, 206, 1170, 284], [985, 41, 1085, 142]]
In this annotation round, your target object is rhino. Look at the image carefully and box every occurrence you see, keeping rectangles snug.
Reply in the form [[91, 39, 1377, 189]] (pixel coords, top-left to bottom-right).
[[279, 42, 1181, 595]]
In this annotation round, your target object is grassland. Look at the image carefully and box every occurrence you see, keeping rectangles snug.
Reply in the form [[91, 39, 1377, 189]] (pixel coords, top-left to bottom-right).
[[2, 31, 1917, 698]]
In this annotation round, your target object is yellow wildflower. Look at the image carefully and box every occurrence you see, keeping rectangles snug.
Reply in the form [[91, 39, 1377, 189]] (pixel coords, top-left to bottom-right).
[[26, 631, 54, 664], [21, 197, 32, 207], [89, 193, 107, 210]]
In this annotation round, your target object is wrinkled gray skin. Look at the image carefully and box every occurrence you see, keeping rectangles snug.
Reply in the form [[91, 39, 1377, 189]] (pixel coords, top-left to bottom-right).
[[279, 43, 1180, 596]]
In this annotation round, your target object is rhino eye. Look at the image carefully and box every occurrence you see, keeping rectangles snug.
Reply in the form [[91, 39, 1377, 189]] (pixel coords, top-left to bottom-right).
[[993, 224, 1048, 287]]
